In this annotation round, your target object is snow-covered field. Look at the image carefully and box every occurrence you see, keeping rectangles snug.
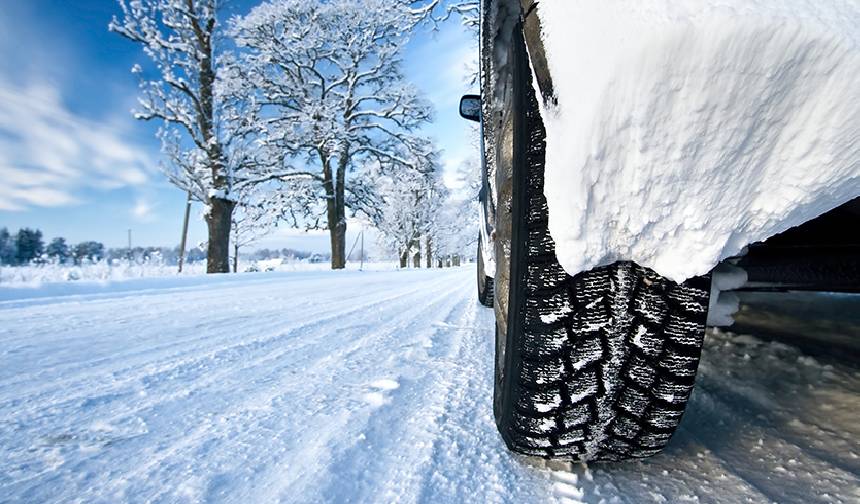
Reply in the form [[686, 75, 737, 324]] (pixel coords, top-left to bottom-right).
[[0, 267, 857, 503], [0, 259, 396, 287]]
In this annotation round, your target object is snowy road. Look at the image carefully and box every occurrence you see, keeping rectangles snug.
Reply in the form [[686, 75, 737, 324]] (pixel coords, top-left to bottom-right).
[[1, 268, 858, 503]]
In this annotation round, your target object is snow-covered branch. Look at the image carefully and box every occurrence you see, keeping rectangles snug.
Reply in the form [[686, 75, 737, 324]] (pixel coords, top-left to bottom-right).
[[229, 0, 437, 268], [110, 0, 259, 273]]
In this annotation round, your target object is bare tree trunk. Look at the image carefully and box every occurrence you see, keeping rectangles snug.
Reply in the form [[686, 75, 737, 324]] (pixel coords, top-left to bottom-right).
[[425, 236, 432, 268], [321, 152, 344, 270], [196, 19, 236, 275], [334, 150, 348, 270], [233, 242, 239, 273], [399, 249, 409, 269], [322, 148, 348, 270], [206, 197, 234, 273], [329, 224, 346, 269], [413, 252, 420, 268]]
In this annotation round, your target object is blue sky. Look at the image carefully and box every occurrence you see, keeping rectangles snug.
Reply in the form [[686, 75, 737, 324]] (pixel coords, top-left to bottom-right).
[[0, 0, 477, 253]]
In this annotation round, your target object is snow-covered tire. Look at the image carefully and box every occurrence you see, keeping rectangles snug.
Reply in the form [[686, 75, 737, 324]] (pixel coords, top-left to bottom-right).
[[491, 20, 712, 462], [478, 234, 494, 307]]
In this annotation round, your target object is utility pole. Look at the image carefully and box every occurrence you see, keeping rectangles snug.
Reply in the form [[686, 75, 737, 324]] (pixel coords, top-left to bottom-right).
[[346, 229, 366, 270], [178, 191, 192, 273]]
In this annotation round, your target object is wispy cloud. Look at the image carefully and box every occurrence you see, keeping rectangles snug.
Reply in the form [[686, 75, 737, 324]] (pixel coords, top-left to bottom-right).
[[131, 196, 156, 222], [0, 82, 153, 211]]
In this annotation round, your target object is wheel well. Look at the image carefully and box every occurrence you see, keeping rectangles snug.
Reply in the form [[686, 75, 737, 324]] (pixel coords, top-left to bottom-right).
[[737, 197, 860, 292]]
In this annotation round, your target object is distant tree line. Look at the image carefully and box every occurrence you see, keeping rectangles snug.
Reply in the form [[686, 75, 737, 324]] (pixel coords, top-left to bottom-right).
[[0, 227, 205, 266], [247, 248, 326, 262], [0, 227, 328, 267]]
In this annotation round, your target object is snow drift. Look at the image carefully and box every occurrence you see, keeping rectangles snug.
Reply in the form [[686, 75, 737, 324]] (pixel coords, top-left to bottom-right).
[[535, 1, 860, 282]]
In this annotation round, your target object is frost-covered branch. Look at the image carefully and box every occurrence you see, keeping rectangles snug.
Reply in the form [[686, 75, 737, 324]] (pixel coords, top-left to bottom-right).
[[408, 0, 479, 31]]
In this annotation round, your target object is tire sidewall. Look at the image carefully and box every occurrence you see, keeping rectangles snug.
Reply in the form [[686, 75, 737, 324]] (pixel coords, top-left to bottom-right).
[[493, 22, 531, 438]]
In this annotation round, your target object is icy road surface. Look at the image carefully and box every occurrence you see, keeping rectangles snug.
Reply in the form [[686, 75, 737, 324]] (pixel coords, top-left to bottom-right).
[[1, 268, 858, 503]]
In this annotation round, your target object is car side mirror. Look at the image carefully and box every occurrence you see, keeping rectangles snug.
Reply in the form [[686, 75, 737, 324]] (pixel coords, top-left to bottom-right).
[[459, 94, 481, 122]]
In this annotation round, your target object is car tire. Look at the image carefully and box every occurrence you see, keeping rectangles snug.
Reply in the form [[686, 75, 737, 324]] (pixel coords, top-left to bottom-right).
[[478, 234, 495, 307], [491, 20, 712, 462]]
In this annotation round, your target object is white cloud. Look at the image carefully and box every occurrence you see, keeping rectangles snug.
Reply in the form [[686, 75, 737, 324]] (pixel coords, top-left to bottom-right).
[[131, 196, 155, 222], [0, 82, 153, 211]]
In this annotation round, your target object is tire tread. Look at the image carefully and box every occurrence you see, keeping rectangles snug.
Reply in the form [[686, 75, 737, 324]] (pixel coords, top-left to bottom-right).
[[495, 30, 710, 461]]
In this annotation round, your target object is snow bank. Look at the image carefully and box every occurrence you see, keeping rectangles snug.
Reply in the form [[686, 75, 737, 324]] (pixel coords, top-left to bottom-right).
[[0, 260, 206, 287], [536, 1, 860, 282], [0, 260, 399, 295]]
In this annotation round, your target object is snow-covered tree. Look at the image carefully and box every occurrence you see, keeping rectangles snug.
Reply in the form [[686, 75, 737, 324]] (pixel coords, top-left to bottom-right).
[[230, 0, 435, 269], [46, 237, 71, 263], [229, 190, 279, 273], [110, 0, 257, 273], [0, 228, 15, 265], [431, 154, 481, 263], [14, 228, 44, 265], [374, 153, 448, 268], [433, 196, 478, 262], [72, 241, 106, 265]]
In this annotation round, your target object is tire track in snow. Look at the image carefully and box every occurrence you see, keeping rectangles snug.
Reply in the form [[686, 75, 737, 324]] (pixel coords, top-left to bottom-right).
[[306, 280, 483, 503], [0, 272, 430, 396], [695, 354, 860, 476], [1, 271, 463, 499], [227, 273, 478, 503], [0, 272, 452, 421], [409, 295, 556, 503], [677, 387, 860, 503], [99, 274, 458, 416], [104, 272, 473, 502], [0, 293, 312, 393]]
